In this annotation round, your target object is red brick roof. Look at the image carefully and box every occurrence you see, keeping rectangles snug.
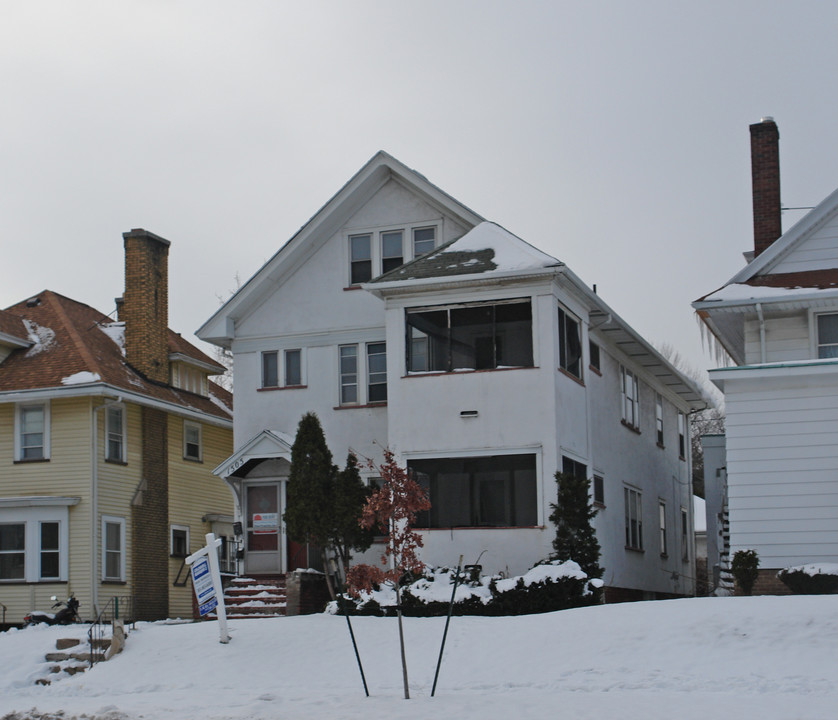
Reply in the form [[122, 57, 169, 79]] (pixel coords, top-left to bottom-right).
[[0, 291, 231, 421]]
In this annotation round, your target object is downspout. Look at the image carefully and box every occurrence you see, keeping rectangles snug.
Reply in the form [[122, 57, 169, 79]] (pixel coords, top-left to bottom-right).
[[90, 396, 122, 616], [756, 303, 767, 363]]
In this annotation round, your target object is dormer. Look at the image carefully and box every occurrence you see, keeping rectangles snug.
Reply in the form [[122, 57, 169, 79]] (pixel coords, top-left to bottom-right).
[[169, 354, 222, 396], [0, 309, 31, 364]]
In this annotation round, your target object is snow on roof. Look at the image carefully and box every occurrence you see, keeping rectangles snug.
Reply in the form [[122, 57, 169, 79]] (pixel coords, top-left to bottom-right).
[[61, 371, 101, 385], [22, 319, 56, 357], [450, 222, 561, 272], [98, 321, 126, 356], [701, 283, 838, 303]]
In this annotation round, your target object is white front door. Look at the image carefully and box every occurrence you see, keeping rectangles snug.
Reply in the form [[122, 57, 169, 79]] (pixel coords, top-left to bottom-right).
[[244, 483, 282, 574]]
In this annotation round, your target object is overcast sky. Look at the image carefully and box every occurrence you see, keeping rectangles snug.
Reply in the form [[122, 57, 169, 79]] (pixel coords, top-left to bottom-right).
[[3, 1, 837, 381]]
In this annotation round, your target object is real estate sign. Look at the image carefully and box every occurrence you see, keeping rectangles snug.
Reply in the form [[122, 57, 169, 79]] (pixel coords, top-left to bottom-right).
[[191, 557, 217, 616]]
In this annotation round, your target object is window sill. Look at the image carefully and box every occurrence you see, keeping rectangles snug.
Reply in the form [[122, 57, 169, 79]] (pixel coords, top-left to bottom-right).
[[183, 456, 203, 464], [258, 385, 308, 392], [621, 420, 641, 435], [656, 442, 665, 450], [105, 458, 128, 466], [588, 365, 602, 377], [0, 579, 67, 585], [343, 285, 364, 291], [678, 456, 686, 462], [333, 402, 388, 410], [101, 579, 127, 585], [593, 501, 606, 510], [13, 458, 50, 464], [403, 366, 536, 379], [625, 546, 644, 553], [558, 367, 585, 386]]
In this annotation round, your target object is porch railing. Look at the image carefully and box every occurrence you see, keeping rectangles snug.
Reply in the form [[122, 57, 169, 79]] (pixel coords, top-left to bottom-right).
[[88, 595, 136, 668]]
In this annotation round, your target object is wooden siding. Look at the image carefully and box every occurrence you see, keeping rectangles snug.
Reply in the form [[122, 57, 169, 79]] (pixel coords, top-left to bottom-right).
[[725, 376, 838, 567], [772, 213, 838, 274], [0, 398, 94, 623], [167, 418, 234, 619], [743, 311, 809, 365]]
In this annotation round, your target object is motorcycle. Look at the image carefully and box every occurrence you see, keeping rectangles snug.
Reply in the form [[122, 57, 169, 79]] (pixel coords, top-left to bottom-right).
[[23, 595, 80, 626]]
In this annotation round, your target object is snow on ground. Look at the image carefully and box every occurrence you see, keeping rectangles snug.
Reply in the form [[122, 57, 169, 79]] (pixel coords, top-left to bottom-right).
[[1, 595, 836, 720]]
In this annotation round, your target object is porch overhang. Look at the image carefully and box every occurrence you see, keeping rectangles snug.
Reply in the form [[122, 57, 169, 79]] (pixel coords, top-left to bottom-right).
[[213, 428, 294, 479]]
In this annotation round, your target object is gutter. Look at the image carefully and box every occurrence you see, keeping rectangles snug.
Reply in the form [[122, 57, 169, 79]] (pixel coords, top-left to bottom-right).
[[0, 383, 232, 428]]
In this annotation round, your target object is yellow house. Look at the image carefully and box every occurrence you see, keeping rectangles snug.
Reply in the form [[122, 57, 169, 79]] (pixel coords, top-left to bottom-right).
[[0, 229, 234, 625]]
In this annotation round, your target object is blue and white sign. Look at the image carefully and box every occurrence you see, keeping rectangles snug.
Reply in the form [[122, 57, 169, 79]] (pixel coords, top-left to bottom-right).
[[191, 556, 217, 616]]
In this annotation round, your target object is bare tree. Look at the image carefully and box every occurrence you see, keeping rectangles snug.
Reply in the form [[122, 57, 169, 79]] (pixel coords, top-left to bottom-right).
[[211, 273, 241, 392]]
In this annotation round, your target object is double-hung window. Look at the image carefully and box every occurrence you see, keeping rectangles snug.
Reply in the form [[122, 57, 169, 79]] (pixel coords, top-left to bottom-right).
[[367, 343, 387, 403], [16, 402, 49, 461], [558, 306, 582, 379], [681, 508, 689, 561], [593, 474, 605, 506], [102, 516, 125, 582], [624, 486, 643, 550], [817, 313, 838, 358], [406, 299, 533, 373], [106, 406, 125, 462], [285, 349, 302, 386], [655, 394, 664, 446], [339, 345, 359, 405], [589, 341, 601, 373], [658, 501, 667, 556], [0, 523, 25, 581], [184, 421, 202, 462], [413, 227, 436, 257], [39, 521, 60, 580], [381, 231, 404, 274], [678, 413, 686, 459], [350, 234, 373, 285], [621, 366, 639, 430], [262, 351, 279, 388], [262, 349, 304, 388]]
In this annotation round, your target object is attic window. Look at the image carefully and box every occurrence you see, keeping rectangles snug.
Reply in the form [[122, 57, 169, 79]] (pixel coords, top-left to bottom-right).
[[406, 298, 533, 373], [347, 223, 439, 285]]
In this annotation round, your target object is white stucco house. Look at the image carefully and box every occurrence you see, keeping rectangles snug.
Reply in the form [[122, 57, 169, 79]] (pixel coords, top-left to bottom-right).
[[694, 118, 838, 593], [198, 151, 707, 601]]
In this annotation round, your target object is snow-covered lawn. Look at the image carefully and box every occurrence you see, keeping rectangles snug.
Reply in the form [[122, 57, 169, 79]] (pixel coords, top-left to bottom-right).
[[1, 595, 835, 720]]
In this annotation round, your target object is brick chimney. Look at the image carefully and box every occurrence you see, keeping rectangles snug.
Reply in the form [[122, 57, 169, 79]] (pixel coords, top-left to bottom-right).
[[750, 117, 782, 258], [122, 229, 170, 384]]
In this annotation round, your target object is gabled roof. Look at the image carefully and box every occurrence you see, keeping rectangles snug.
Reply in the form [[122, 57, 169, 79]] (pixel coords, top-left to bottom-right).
[[694, 185, 838, 363], [213, 429, 293, 479], [197, 151, 485, 346], [0, 291, 232, 424]]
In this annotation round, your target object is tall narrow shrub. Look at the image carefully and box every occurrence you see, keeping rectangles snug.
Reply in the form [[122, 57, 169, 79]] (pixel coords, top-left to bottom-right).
[[549, 471, 603, 580]]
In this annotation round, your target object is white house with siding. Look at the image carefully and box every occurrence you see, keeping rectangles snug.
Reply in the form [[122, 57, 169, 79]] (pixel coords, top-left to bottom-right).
[[199, 151, 707, 601], [694, 118, 838, 592]]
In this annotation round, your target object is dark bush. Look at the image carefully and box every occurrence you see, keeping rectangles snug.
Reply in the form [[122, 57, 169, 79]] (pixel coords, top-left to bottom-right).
[[778, 566, 838, 595], [731, 549, 760, 596]]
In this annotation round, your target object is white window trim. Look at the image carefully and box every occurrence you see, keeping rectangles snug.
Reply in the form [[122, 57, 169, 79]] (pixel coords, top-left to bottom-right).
[[339, 343, 360, 405], [624, 485, 643, 551], [102, 515, 126, 582], [0, 504, 73, 583], [170, 524, 190, 558], [14, 401, 50, 461], [105, 404, 127, 463], [812, 310, 838, 359], [346, 221, 440, 285], [283, 348, 305, 387], [655, 393, 664, 447], [558, 305, 583, 379], [678, 412, 687, 459], [658, 500, 667, 557], [620, 366, 639, 430], [261, 350, 279, 388], [183, 420, 203, 462]]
